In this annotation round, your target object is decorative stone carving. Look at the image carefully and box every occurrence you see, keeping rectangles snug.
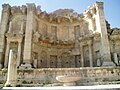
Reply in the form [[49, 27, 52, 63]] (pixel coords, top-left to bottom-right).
[[95, 2, 104, 10], [84, 11, 92, 19], [33, 32, 40, 42], [11, 6, 22, 15], [49, 9, 82, 23], [21, 5, 27, 14]]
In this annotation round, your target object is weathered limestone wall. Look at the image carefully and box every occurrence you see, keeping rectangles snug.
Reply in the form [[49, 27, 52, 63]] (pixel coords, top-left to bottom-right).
[[0, 2, 119, 69], [17, 67, 120, 85], [1, 67, 120, 85]]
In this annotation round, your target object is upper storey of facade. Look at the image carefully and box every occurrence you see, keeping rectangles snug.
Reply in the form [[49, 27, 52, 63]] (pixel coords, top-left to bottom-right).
[[1, 2, 106, 43]]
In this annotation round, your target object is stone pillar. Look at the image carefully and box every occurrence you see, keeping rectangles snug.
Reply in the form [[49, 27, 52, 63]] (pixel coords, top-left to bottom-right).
[[80, 45, 84, 67], [0, 4, 10, 68], [5, 50, 17, 87], [88, 41, 93, 67], [20, 21, 24, 34], [4, 41, 10, 68], [23, 4, 36, 68], [114, 53, 118, 65], [17, 41, 22, 67], [8, 21, 12, 33], [95, 2, 114, 66]]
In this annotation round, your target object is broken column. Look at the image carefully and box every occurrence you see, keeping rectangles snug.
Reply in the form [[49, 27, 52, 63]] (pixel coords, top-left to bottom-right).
[[5, 50, 17, 86]]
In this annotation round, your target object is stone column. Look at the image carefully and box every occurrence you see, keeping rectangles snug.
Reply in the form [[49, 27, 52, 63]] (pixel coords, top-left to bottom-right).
[[80, 45, 84, 67], [4, 41, 10, 68], [7, 21, 12, 33], [0, 53, 2, 69], [20, 21, 24, 34], [114, 53, 118, 65], [23, 4, 36, 68], [17, 41, 22, 67], [95, 2, 114, 66], [5, 49, 17, 87], [88, 41, 93, 67], [0, 4, 10, 68]]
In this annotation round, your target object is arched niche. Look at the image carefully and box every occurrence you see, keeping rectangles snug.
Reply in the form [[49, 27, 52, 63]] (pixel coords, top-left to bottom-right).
[[50, 26, 57, 41], [74, 25, 80, 39], [60, 52, 74, 68], [42, 23, 48, 37], [38, 51, 47, 68], [61, 26, 69, 41], [11, 15, 26, 34], [83, 22, 89, 35]]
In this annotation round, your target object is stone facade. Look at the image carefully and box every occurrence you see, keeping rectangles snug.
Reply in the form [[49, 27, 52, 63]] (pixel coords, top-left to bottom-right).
[[0, 2, 119, 69], [0, 2, 120, 86]]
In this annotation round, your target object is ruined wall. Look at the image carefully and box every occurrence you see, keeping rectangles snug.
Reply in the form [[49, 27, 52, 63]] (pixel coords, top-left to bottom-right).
[[0, 2, 119, 69], [1, 67, 120, 86]]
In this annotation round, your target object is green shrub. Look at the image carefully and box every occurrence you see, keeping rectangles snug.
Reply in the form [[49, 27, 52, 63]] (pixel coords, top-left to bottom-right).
[[16, 84, 22, 87], [5, 84, 12, 87], [22, 80, 28, 84]]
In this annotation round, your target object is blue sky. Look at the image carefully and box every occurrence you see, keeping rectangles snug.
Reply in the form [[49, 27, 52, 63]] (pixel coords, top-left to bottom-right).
[[0, 0, 120, 28]]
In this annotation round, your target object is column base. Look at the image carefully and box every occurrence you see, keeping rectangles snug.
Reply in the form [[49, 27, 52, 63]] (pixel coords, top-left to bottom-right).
[[63, 82, 76, 86], [102, 62, 115, 67], [19, 63, 32, 69], [5, 80, 16, 87]]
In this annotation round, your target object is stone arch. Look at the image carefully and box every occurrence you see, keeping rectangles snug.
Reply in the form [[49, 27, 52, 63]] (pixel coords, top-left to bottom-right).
[[38, 51, 47, 68]]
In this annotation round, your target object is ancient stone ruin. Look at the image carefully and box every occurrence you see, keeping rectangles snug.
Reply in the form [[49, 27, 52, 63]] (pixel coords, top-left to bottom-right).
[[0, 2, 120, 86]]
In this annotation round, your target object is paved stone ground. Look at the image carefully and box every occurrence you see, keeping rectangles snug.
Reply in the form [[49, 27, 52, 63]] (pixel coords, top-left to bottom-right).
[[1, 84, 120, 90]]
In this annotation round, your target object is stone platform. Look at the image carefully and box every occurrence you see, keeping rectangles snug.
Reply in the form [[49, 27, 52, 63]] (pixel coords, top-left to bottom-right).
[[2, 84, 120, 90], [0, 67, 120, 86]]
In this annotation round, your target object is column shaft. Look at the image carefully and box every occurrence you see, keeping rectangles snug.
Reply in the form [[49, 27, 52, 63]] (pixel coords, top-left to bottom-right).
[[4, 41, 10, 68], [88, 41, 93, 67], [80, 45, 84, 67], [17, 42, 21, 67], [8, 21, 12, 33]]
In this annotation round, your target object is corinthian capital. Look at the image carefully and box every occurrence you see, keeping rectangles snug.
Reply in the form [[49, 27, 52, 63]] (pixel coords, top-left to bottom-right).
[[95, 2, 104, 10], [2, 4, 10, 13], [26, 3, 36, 13]]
